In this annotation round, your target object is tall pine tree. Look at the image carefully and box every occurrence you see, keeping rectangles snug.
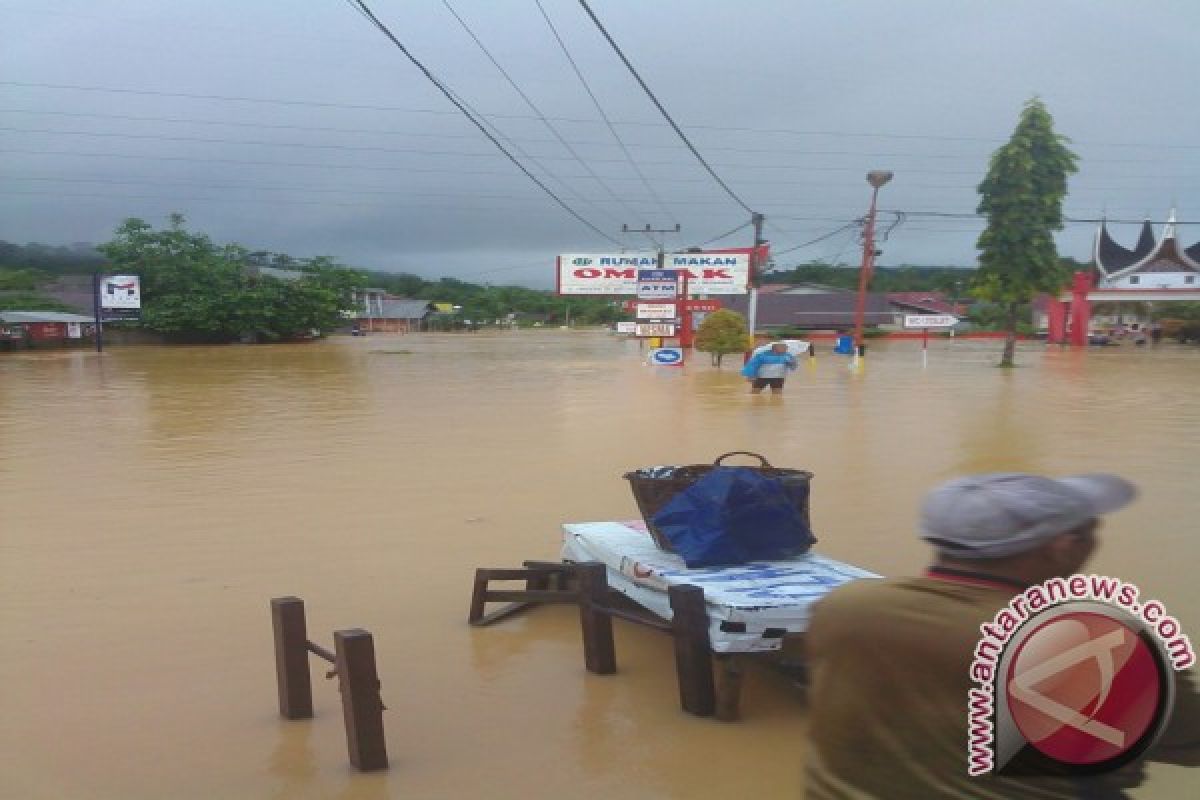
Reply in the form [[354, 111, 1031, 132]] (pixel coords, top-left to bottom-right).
[[974, 98, 1078, 366]]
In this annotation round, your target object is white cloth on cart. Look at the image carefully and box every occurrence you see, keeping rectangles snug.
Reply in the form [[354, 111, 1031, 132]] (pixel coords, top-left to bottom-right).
[[561, 520, 879, 653]]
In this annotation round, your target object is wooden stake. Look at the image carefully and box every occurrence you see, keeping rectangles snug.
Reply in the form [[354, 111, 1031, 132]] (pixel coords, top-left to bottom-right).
[[271, 597, 313, 720], [334, 629, 389, 772], [669, 584, 716, 717], [577, 562, 617, 675]]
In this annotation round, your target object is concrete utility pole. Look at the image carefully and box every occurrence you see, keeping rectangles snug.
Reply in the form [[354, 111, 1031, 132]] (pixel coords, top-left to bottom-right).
[[746, 212, 765, 349], [624, 223, 684, 343], [852, 172, 893, 365], [623, 223, 680, 272]]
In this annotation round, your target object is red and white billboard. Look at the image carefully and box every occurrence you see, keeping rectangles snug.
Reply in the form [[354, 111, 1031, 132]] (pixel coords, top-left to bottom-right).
[[557, 250, 757, 295]]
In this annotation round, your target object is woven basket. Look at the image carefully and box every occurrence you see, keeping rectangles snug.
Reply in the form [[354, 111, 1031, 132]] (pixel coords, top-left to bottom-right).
[[623, 451, 814, 552]]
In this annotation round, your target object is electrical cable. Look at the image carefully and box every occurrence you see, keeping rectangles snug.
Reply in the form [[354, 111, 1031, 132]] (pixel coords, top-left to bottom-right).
[[4, 110, 1193, 171], [340, 0, 622, 245], [699, 220, 752, 247], [439, 0, 641, 224], [575, 0, 756, 216], [6, 81, 1199, 151], [771, 221, 863, 257], [533, 0, 676, 225]]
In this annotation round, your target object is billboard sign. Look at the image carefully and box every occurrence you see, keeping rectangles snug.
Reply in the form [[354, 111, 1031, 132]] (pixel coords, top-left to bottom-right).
[[635, 302, 678, 320], [903, 314, 958, 328], [100, 275, 142, 320], [636, 269, 678, 300], [635, 322, 675, 337], [558, 253, 750, 295]]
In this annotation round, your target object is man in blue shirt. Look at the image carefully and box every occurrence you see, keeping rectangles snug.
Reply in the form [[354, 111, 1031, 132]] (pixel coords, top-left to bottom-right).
[[741, 341, 798, 394]]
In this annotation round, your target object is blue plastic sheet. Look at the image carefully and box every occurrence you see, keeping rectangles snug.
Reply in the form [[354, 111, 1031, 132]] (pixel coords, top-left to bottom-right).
[[651, 467, 816, 568]]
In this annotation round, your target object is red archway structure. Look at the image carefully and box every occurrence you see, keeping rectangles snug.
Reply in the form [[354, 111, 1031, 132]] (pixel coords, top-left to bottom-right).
[[1046, 212, 1200, 345]]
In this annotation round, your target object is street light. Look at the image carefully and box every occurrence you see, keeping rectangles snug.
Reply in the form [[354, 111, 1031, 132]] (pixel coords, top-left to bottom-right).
[[852, 171, 893, 359]]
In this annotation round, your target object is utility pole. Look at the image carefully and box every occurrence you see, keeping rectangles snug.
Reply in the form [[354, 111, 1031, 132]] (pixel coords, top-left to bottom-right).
[[92, 270, 104, 353], [852, 172, 893, 366], [623, 223, 683, 344], [746, 212, 765, 353], [623, 223, 680, 271]]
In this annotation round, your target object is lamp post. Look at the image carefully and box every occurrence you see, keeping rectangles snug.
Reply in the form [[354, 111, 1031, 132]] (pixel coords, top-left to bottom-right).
[[851, 171, 893, 364]]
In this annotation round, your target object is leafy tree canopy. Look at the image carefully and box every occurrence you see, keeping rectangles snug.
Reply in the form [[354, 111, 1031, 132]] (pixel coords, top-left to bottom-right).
[[97, 214, 366, 343], [695, 309, 750, 366], [973, 97, 1078, 365]]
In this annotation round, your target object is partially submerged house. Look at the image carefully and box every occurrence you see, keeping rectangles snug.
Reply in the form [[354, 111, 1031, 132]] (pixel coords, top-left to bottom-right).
[[1, 310, 96, 349], [350, 289, 434, 332]]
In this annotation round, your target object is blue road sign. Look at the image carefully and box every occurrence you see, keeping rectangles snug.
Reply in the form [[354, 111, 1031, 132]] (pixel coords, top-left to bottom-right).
[[650, 347, 684, 366]]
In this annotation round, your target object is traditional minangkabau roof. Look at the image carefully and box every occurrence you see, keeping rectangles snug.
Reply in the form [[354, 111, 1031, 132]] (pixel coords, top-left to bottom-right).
[[1094, 211, 1200, 279]]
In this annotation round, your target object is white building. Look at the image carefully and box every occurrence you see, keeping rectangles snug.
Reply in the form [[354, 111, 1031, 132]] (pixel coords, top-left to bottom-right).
[[1094, 211, 1200, 290]]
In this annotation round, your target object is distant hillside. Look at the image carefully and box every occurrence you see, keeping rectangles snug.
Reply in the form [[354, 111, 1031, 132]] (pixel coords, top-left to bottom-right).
[[0, 240, 106, 274]]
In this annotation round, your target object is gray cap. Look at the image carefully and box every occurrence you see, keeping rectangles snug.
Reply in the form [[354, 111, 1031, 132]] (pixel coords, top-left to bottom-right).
[[919, 473, 1137, 558]]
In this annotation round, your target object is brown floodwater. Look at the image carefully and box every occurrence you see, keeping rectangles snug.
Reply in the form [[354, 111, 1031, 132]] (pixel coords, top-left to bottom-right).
[[2, 331, 1197, 799]]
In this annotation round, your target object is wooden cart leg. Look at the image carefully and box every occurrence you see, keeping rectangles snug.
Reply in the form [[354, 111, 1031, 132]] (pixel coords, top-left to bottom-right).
[[669, 585, 716, 717], [714, 654, 744, 722]]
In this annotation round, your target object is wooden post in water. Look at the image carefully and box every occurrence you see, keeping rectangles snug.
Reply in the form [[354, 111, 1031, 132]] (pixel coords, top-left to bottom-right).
[[271, 596, 313, 719], [669, 584, 716, 717], [577, 562, 617, 675], [334, 629, 389, 772]]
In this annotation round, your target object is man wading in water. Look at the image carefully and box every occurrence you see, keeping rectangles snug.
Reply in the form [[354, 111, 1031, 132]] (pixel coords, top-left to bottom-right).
[[802, 473, 1199, 799], [741, 341, 797, 394]]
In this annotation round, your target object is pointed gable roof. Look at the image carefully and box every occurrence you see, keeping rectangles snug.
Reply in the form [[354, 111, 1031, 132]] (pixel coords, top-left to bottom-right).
[[1095, 220, 1155, 274], [1095, 213, 1200, 280]]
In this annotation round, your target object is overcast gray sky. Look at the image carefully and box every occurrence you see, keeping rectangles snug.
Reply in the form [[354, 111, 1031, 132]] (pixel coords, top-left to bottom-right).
[[2, 0, 1197, 287]]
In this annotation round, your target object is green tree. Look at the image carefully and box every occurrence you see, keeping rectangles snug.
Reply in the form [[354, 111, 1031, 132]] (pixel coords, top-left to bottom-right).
[[974, 97, 1078, 366], [97, 214, 363, 343], [695, 309, 750, 366]]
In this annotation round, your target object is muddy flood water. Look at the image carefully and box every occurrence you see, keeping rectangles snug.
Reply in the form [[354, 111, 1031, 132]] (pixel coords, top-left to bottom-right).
[[2, 331, 1197, 799]]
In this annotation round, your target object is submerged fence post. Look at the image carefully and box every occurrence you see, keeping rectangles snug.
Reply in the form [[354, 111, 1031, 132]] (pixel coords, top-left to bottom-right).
[[577, 562, 617, 675], [669, 584, 716, 717], [271, 596, 313, 719], [334, 629, 389, 772]]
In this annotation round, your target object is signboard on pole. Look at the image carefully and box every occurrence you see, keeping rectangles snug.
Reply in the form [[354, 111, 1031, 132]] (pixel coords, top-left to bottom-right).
[[635, 322, 676, 337], [615, 321, 636, 334], [649, 347, 684, 367], [557, 253, 749, 295], [636, 270, 678, 300], [100, 275, 142, 320], [635, 302, 678, 320], [903, 314, 958, 328]]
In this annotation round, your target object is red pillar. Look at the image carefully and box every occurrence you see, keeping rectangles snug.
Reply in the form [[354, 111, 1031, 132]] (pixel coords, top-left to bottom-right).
[[678, 271, 693, 349], [1046, 297, 1067, 344], [1067, 271, 1093, 347]]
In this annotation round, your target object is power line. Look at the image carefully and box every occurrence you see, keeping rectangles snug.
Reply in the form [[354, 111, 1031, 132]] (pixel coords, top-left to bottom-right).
[[1, 174, 549, 200], [533, 0, 676, 225], [9, 108, 1197, 169], [771, 221, 863, 256], [576, 0, 756, 216], [340, 0, 621, 245], [883, 209, 1200, 225], [438, 0, 644, 224], [8, 79, 1200, 151], [0, 188, 547, 213], [699, 220, 752, 247]]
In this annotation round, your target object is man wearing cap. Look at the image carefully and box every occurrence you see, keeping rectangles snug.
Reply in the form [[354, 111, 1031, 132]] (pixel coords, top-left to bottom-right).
[[802, 473, 1199, 799]]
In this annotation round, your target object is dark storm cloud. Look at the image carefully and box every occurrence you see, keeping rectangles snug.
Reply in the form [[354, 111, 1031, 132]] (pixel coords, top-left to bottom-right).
[[2, 0, 1198, 286]]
